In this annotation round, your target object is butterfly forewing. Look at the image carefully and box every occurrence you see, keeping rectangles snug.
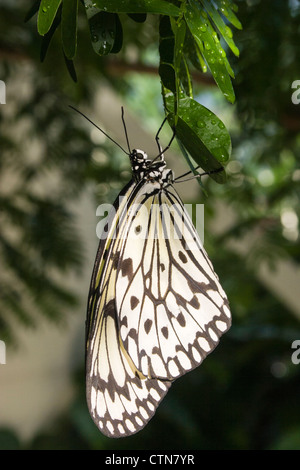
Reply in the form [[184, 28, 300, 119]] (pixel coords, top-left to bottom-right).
[[116, 182, 231, 381]]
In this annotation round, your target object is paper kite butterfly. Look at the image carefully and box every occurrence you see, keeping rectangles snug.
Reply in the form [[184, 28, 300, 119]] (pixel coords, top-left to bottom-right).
[[75, 107, 231, 438]]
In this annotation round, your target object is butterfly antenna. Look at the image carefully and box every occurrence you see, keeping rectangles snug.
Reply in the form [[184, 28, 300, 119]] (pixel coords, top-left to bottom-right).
[[69, 105, 129, 155], [121, 106, 131, 154]]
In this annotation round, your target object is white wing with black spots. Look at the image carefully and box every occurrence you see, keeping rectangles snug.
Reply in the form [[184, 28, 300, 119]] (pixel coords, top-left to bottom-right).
[[116, 182, 231, 381], [86, 146, 231, 438]]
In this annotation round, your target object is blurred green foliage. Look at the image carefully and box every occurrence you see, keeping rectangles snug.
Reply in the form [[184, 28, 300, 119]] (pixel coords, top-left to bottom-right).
[[0, 0, 300, 450], [33, 0, 242, 173]]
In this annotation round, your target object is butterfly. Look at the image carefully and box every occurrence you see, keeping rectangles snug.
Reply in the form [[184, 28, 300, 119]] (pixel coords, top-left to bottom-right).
[[74, 107, 231, 438]]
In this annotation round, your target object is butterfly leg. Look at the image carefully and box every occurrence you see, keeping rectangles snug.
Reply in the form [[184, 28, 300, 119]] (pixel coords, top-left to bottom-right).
[[153, 118, 176, 162]]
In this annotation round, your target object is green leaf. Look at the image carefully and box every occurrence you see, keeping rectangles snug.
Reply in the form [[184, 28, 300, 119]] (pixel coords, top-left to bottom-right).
[[159, 16, 176, 93], [200, 0, 240, 56], [173, 18, 186, 82], [37, 0, 62, 35], [110, 14, 123, 54], [61, 0, 78, 60], [180, 55, 193, 98], [184, 28, 208, 73], [166, 95, 231, 183], [90, 11, 118, 55], [40, 9, 61, 62], [172, 17, 189, 114], [185, 0, 235, 103], [214, 0, 242, 30], [92, 0, 180, 16], [63, 52, 77, 82], [84, 1, 122, 55]]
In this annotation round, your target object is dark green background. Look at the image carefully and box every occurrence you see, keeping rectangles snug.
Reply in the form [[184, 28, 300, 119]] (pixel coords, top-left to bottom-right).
[[0, 0, 300, 450]]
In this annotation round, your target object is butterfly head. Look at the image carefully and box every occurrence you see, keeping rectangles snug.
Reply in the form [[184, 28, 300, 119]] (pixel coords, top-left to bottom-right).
[[130, 148, 171, 184]]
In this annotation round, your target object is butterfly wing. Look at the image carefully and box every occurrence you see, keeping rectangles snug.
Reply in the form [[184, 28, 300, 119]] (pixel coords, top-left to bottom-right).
[[86, 181, 171, 438], [116, 181, 231, 381]]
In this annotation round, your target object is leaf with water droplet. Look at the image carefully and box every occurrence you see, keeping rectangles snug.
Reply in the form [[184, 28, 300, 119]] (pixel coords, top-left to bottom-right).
[[85, 2, 119, 56], [218, 1, 242, 30], [38, 0, 62, 35], [200, 0, 240, 56], [165, 94, 231, 183], [183, 27, 206, 74], [185, 0, 235, 103], [40, 9, 61, 62]]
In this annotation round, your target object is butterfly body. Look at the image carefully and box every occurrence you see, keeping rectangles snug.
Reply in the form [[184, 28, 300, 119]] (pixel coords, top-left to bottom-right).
[[86, 146, 231, 438]]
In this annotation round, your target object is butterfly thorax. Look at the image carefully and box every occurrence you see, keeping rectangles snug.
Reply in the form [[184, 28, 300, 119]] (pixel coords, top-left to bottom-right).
[[130, 149, 173, 186]]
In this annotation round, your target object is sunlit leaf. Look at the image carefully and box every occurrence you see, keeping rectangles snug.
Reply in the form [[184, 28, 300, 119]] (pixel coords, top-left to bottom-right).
[[200, 0, 240, 56], [214, 0, 242, 30], [37, 0, 61, 35], [166, 94, 231, 183], [185, 0, 235, 103]]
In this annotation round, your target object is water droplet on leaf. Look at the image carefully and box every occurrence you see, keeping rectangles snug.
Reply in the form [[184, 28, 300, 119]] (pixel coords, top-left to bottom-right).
[[225, 26, 233, 38]]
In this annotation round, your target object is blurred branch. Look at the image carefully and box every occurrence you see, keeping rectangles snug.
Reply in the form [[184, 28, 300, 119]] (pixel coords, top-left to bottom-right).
[[0, 43, 215, 85]]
